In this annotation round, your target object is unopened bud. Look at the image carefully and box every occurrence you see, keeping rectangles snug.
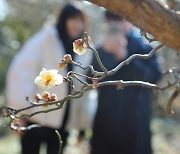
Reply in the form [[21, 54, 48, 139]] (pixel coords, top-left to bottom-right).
[[59, 60, 67, 69], [42, 91, 51, 101], [64, 54, 72, 62], [34, 94, 42, 102], [73, 39, 87, 55], [50, 94, 58, 101]]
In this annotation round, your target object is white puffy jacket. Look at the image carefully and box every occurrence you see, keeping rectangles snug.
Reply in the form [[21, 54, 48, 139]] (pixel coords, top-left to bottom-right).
[[6, 25, 97, 130]]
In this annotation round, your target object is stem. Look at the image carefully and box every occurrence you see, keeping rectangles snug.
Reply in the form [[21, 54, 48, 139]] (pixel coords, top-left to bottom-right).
[[55, 130, 63, 154], [166, 89, 180, 115], [83, 32, 108, 73]]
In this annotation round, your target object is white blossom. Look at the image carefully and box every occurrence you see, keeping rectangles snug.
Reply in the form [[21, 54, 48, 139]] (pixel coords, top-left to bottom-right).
[[35, 68, 63, 90], [73, 39, 87, 55]]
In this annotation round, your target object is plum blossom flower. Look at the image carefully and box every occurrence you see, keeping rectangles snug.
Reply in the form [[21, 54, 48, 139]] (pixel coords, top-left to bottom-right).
[[35, 68, 63, 90], [73, 39, 87, 55]]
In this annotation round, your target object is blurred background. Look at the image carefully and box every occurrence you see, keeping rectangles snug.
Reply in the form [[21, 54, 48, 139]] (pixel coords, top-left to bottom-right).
[[0, 0, 180, 153]]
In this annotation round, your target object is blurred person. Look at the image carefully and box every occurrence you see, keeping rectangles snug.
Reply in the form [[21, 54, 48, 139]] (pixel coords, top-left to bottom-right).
[[91, 11, 162, 154], [6, 3, 94, 154]]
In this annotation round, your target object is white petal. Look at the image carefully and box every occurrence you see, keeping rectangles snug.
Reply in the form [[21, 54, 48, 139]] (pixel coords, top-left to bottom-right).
[[55, 74, 63, 84], [74, 48, 86, 55], [49, 69, 59, 75], [34, 76, 41, 84], [39, 68, 47, 76]]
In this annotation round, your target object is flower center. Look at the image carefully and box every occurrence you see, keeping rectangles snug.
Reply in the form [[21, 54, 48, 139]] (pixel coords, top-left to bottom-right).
[[45, 75, 53, 85]]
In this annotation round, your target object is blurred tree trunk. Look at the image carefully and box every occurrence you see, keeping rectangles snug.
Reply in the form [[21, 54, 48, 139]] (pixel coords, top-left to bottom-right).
[[87, 0, 180, 50]]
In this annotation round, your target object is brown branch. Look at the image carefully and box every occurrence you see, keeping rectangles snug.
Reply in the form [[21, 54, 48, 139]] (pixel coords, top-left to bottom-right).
[[0, 32, 177, 123], [82, 33, 164, 81], [161, 80, 180, 90], [87, 0, 180, 50], [166, 89, 180, 115], [0, 79, 160, 119], [1, 76, 178, 120], [0, 41, 166, 119]]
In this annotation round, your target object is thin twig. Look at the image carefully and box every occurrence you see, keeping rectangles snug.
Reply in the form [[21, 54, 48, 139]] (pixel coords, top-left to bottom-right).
[[108, 44, 164, 76], [97, 80, 160, 90], [72, 72, 98, 80], [140, 30, 157, 43], [166, 89, 180, 115], [55, 130, 63, 154], [83, 32, 108, 73], [71, 74, 88, 85]]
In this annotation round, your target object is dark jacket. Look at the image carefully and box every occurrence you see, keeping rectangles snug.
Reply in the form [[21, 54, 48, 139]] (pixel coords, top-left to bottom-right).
[[91, 33, 161, 154]]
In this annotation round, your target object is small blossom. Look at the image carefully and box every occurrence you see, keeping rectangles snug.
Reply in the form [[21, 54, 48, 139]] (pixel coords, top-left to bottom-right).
[[35, 68, 63, 90], [42, 91, 51, 102], [50, 94, 58, 101], [59, 60, 67, 69], [34, 94, 42, 102], [64, 54, 72, 62], [73, 39, 87, 55]]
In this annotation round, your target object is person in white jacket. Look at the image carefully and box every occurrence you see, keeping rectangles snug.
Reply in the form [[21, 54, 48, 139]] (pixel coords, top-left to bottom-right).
[[6, 3, 96, 154]]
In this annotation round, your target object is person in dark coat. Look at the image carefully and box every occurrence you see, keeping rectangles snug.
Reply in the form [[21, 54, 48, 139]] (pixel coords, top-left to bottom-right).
[[91, 11, 162, 154]]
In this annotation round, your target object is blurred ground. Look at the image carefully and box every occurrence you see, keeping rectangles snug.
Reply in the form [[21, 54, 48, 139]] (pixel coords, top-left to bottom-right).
[[0, 118, 180, 154]]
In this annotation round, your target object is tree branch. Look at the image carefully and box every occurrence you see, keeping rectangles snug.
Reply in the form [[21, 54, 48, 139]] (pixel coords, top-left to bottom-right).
[[166, 89, 180, 115], [86, 0, 180, 50]]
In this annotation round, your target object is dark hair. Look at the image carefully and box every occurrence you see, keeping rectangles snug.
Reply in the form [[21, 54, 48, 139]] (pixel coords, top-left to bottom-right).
[[56, 3, 84, 61], [105, 10, 124, 21], [56, 4, 84, 41]]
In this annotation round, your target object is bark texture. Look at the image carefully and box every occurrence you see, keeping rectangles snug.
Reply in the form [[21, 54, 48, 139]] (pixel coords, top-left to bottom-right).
[[87, 0, 180, 50]]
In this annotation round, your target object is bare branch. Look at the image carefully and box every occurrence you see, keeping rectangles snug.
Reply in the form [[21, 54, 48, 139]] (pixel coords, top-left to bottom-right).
[[87, 0, 180, 50], [98, 80, 160, 90], [1, 30, 178, 126], [82, 32, 108, 74], [166, 89, 180, 115], [88, 43, 164, 79], [108, 44, 164, 76]]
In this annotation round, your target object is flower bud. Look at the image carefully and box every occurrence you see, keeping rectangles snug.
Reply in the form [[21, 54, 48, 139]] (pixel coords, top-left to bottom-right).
[[50, 94, 58, 101], [42, 91, 51, 101], [73, 39, 87, 55], [64, 54, 72, 62], [34, 94, 42, 102], [59, 60, 67, 69]]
